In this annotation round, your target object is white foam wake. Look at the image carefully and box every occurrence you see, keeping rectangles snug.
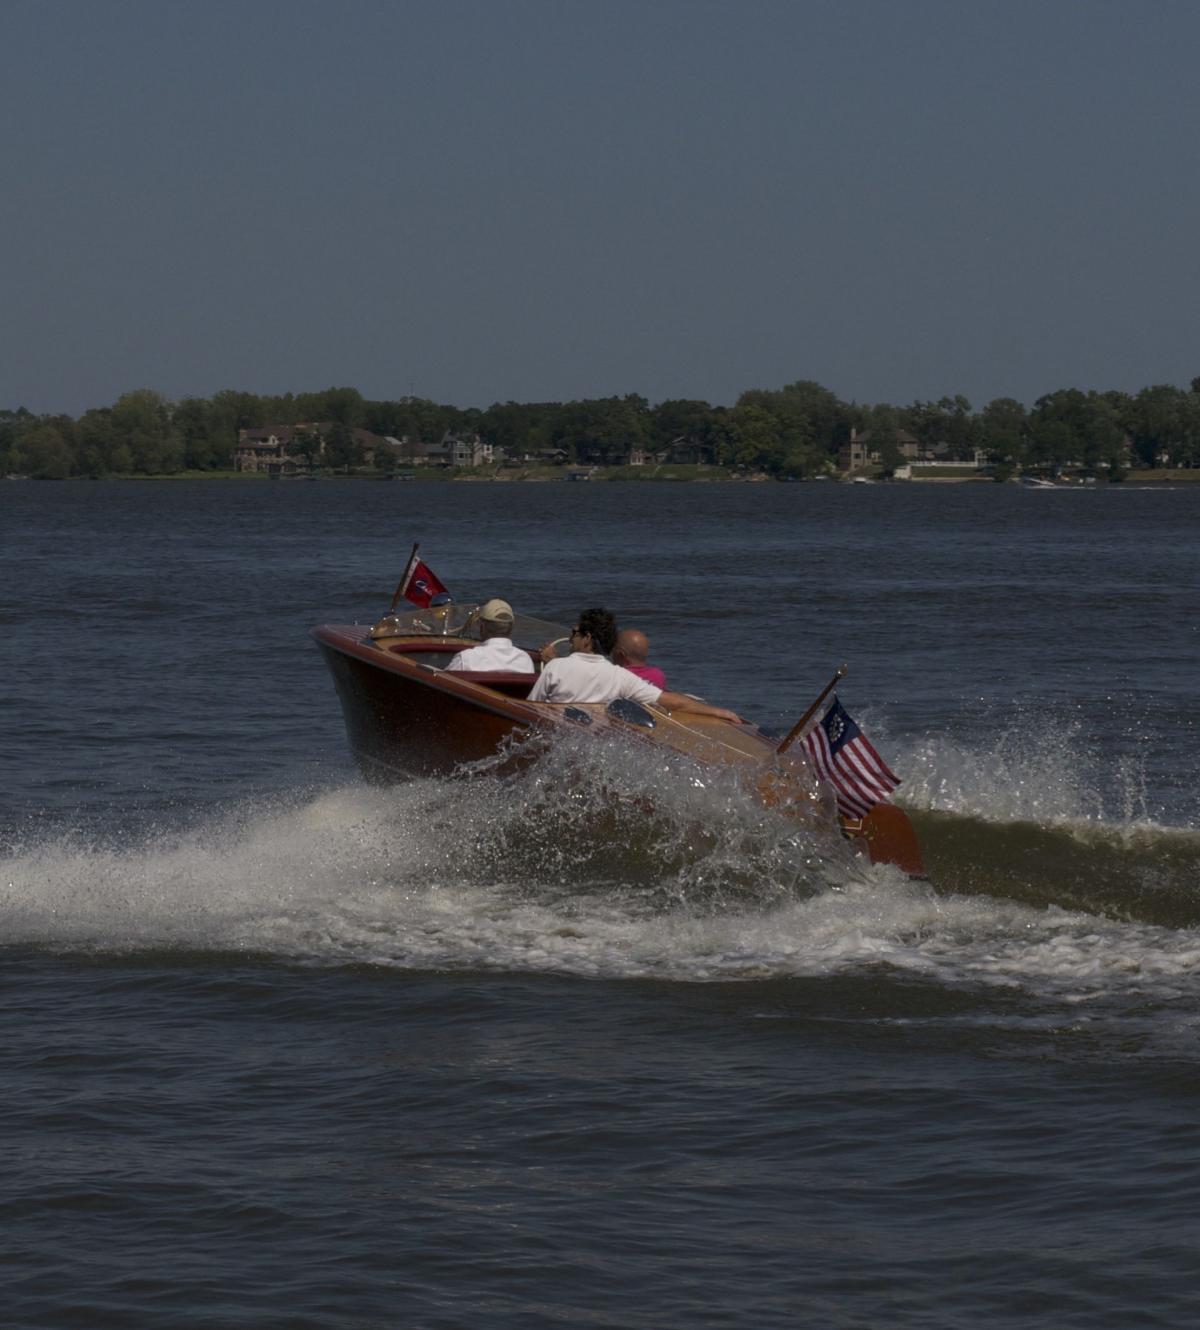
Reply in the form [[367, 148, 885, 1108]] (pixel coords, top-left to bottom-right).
[[895, 705, 1162, 828], [3, 766, 1199, 1009]]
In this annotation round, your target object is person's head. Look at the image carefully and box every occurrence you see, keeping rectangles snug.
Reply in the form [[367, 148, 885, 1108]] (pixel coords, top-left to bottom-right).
[[572, 607, 617, 656], [478, 598, 515, 640], [612, 628, 649, 667]]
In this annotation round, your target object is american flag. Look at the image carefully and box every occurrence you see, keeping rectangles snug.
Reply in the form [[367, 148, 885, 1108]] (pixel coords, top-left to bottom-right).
[[802, 695, 900, 820]]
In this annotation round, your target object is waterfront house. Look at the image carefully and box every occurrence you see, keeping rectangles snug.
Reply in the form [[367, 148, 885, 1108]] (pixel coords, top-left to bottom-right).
[[837, 427, 920, 473], [235, 422, 391, 473], [422, 432, 493, 468]]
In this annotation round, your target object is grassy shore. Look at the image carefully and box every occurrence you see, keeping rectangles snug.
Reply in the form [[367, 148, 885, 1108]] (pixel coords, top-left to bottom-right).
[[1126, 469, 1200, 483], [18, 465, 1200, 483], [479, 463, 742, 482], [103, 464, 750, 482]]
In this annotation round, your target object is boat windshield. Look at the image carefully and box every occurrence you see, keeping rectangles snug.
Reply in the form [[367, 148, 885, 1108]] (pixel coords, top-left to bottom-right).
[[369, 603, 568, 649]]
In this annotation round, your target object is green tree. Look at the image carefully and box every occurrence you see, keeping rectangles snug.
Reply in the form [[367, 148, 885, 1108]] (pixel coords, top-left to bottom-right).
[[258, 392, 299, 424], [1180, 395, 1200, 467], [210, 389, 266, 440], [558, 395, 648, 464], [1127, 384, 1191, 468], [649, 399, 715, 451], [726, 402, 781, 471], [76, 408, 122, 476], [292, 428, 323, 468], [16, 422, 74, 479], [904, 395, 977, 459], [380, 396, 468, 445], [0, 407, 35, 473], [734, 380, 852, 473], [862, 404, 907, 476], [1031, 388, 1125, 472], [979, 397, 1029, 473], [110, 389, 179, 473], [362, 399, 408, 438], [480, 401, 566, 459], [295, 386, 364, 427], [1029, 418, 1073, 470], [775, 379, 853, 454], [323, 422, 364, 471], [1081, 395, 1125, 471], [173, 397, 232, 470]]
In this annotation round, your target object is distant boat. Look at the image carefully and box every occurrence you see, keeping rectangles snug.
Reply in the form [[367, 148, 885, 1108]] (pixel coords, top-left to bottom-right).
[[1018, 476, 1058, 489]]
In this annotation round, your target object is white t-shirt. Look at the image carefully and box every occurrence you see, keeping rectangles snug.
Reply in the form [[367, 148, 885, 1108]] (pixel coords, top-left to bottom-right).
[[445, 637, 535, 674], [528, 652, 662, 705]]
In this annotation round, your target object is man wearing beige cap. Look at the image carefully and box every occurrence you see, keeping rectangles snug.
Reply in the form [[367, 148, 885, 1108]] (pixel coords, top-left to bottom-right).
[[445, 599, 535, 674]]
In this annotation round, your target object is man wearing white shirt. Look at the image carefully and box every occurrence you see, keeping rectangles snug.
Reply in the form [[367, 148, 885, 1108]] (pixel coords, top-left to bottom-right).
[[445, 599, 535, 674], [530, 607, 742, 723]]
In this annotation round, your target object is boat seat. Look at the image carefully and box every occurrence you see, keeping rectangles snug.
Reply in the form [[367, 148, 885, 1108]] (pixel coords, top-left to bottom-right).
[[446, 670, 538, 698], [384, 644, 462, 662], [383, 642, 540, 668]]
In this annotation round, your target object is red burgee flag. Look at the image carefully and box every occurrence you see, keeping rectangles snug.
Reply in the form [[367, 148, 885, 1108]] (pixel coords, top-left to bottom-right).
[[802, 695, 900, 821], [394, 545, 450, 608]]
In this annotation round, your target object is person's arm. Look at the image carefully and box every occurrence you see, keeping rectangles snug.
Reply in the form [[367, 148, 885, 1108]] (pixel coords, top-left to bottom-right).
[[528, 663, 554, 701], [656, 690, 742, 724], [538, 637, 571, 665]]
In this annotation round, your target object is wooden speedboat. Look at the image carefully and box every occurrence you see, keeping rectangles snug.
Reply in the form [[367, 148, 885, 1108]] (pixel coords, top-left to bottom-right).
[[311, 602, 924, 876]]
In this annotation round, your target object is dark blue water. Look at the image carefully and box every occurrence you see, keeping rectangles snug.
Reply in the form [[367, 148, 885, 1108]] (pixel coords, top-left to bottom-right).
[[2, 479, 1199, 1328]]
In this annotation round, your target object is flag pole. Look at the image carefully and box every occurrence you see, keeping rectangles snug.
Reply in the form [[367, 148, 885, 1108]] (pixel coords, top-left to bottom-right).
[[389, 543, 419, 612], [776, 666, 846, 754]]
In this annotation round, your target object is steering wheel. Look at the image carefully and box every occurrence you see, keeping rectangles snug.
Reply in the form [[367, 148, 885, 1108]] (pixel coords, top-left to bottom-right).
[[540, 636, 571, 664]]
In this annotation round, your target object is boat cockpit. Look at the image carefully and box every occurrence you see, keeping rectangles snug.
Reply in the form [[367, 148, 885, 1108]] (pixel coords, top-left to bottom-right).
[[364, 601, 568, 699]]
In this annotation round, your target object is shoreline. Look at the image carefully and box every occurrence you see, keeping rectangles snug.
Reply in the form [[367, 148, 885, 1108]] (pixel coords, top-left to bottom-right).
[[6, 468, 1199, 485]]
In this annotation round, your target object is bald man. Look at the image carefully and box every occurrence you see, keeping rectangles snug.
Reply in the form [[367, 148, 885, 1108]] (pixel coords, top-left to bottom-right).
[[612, 628, 666, 690], [533, 608, 740, 722]]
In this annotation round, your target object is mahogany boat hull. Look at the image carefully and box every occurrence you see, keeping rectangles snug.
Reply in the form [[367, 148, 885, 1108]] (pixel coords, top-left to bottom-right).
[[312, 625, 536, 780], [311, 623, 926, 876]]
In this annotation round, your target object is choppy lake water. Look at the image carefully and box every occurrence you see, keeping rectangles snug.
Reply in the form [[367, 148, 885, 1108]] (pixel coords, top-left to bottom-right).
[[2, 478, 1198, 1328]]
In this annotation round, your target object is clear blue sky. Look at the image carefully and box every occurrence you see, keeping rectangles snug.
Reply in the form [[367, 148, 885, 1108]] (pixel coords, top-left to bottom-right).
[[4, 0, 1198, 417]]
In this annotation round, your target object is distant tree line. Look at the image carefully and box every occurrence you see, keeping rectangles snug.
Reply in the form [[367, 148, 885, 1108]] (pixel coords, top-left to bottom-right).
[[4, 378, 1200, 480]]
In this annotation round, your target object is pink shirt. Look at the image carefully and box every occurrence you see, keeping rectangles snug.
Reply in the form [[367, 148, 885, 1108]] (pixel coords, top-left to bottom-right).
[[624, 663, 666, 689]]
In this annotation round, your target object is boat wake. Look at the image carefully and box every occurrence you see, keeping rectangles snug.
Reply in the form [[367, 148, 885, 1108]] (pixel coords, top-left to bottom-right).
[[890, 709, 1200, 927], [2, 732, 1198, 1004], [913, 809, 1200, 929]]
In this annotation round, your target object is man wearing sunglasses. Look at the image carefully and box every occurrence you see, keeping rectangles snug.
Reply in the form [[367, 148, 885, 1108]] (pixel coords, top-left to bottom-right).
[[530, 607, 741, 723]]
